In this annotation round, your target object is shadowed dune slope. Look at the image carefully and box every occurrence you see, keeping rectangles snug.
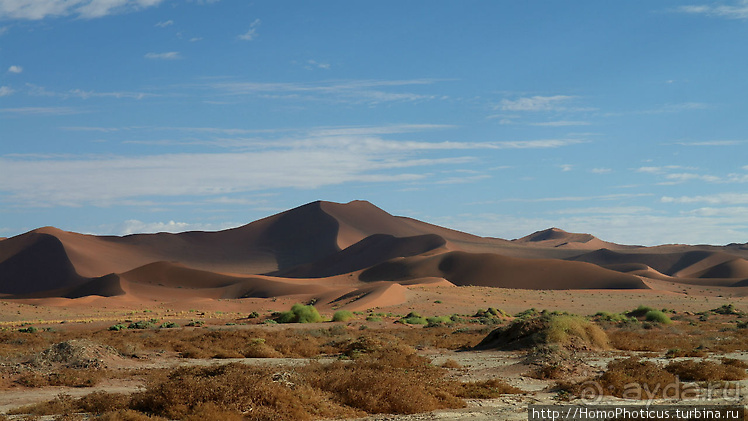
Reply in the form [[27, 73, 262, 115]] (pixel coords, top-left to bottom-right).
[[118, 261, 335, 299], [275, 233, 447, 278], [360, 251, 648, 290], [0, 232, 86, 294], [568, 248, 742, 277]]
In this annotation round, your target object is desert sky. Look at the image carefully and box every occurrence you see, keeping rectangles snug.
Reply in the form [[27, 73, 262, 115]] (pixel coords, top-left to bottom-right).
[[1, 0, 748, 246]]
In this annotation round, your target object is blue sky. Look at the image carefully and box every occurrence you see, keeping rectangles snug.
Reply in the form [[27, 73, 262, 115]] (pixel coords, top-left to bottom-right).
[[1, 0, 748, 246]]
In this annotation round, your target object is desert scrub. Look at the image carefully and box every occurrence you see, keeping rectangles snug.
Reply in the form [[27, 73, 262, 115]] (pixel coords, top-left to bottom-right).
[[275, 304, 323, 323], [332, 310, 354, 322]]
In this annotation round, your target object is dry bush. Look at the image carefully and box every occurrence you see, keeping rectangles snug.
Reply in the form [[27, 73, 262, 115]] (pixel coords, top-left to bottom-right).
[[76, 391, 132, 414], [665, 359, 748, 382], [97, 409, 168, 420], [599, 358, 681, 398], [8, 393, 77, 416], [560, 358, 682, 400], [301, 350, 464, 414], [15, 368, 104, 388], [131, 362, 358, 421], [440, 359, 462, 369], [450, 379, 522, 398]]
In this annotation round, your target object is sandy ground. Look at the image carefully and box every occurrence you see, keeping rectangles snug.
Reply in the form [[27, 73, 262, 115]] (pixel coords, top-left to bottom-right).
[[1, 285, 747, 419]]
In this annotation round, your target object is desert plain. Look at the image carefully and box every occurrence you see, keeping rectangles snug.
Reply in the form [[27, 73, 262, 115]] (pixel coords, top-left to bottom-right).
[[1, 200, 748, 420]]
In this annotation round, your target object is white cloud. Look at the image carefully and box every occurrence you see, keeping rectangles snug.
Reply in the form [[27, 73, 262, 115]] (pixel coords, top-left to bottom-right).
[[0, 86, 14, 96], [530, 120, 591, 127], [661, 193, 748, 205], [189, 37, 202, 42], [208, 78, 446, 105], [7, 65, 22, 73], [499, 95, 576, 112], [106, 219, 240, 236], [0, 106, 80, 115], [0, 26, 8, 35], [0, 0, 164, 20], [664, 172, 721, 183], [155, 19, 172, 27], [559, 164, 574, 172], [434, 208, 748, 246], [238, 18, 261, 41], [674, 140, 746, 146], [144, 51, 181, 60], [305, 59, 330, 70], [676, 1, 748, 19], [590, 168, 612, 174]]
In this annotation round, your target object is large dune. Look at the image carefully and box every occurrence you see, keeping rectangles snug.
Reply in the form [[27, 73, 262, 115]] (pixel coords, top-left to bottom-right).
[[2, 200, 748, 306]]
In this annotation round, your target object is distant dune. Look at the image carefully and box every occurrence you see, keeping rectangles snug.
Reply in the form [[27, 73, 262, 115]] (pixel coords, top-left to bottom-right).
[[2, 200, 748, 308]]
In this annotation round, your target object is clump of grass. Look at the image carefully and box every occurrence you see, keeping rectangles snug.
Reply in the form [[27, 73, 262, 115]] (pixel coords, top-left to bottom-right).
[[332, 310, 354, 322], [626, 305, 655, 318], [426, 316, 453, 327], [276, 304, 324, 324], [644, 310, 672, 325], [399, 312, 428, 325], [593, 311, 634, 323], [159, 322, 179, 329]]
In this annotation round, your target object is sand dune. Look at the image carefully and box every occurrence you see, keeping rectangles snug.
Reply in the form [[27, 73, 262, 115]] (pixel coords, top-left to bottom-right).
[[360, 250, 649, 289], [3, 200, 748, 304]]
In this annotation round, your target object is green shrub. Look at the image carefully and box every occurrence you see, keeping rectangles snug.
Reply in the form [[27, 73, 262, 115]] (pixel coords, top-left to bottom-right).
[[18, 326, 37, 333], [128, 321, 155, 329], [644, 310, 672, 324], [247, 311, 260, 319], [276, 304, 324, 324], [365, 316, 382, 322], [108, 324, 127, 331], [426, 316, 452, 327], [159, 322, 180, 329], [332, 310, 355, 322]]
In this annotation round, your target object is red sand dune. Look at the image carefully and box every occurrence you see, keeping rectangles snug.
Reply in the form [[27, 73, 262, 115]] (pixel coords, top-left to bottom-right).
[[2, 200, 748, 306]]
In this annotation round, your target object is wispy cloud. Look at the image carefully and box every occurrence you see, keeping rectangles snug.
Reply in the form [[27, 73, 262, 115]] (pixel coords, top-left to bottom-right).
[[530, 120, 591, 127], [676, 1, 748, 19], [208, 78, 445, 105], [305, 59, 330, 70], [0, 123, 585, 207], [662, 193, 748, 205], [590, 168, 612, 174], [499, 95, 577, 112], [25, 84, 156, 100], [0, 0, 165, 20], [144, 51, 181, 60], [155, 19, 173, 27], [673, 140, 746, 146], [0, 107, 80, 115], [0, 86, 14, 96], [7, 65, 22, 74], [238, 18, 261, 41]]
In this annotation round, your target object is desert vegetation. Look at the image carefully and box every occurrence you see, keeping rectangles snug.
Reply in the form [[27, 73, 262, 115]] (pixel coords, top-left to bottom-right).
[[3, 303, 748, 418]]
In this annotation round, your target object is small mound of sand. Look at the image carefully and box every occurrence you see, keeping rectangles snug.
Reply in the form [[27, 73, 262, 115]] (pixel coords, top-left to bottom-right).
[[28, 339, 123, 369], [473, 313, 609, 351]]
